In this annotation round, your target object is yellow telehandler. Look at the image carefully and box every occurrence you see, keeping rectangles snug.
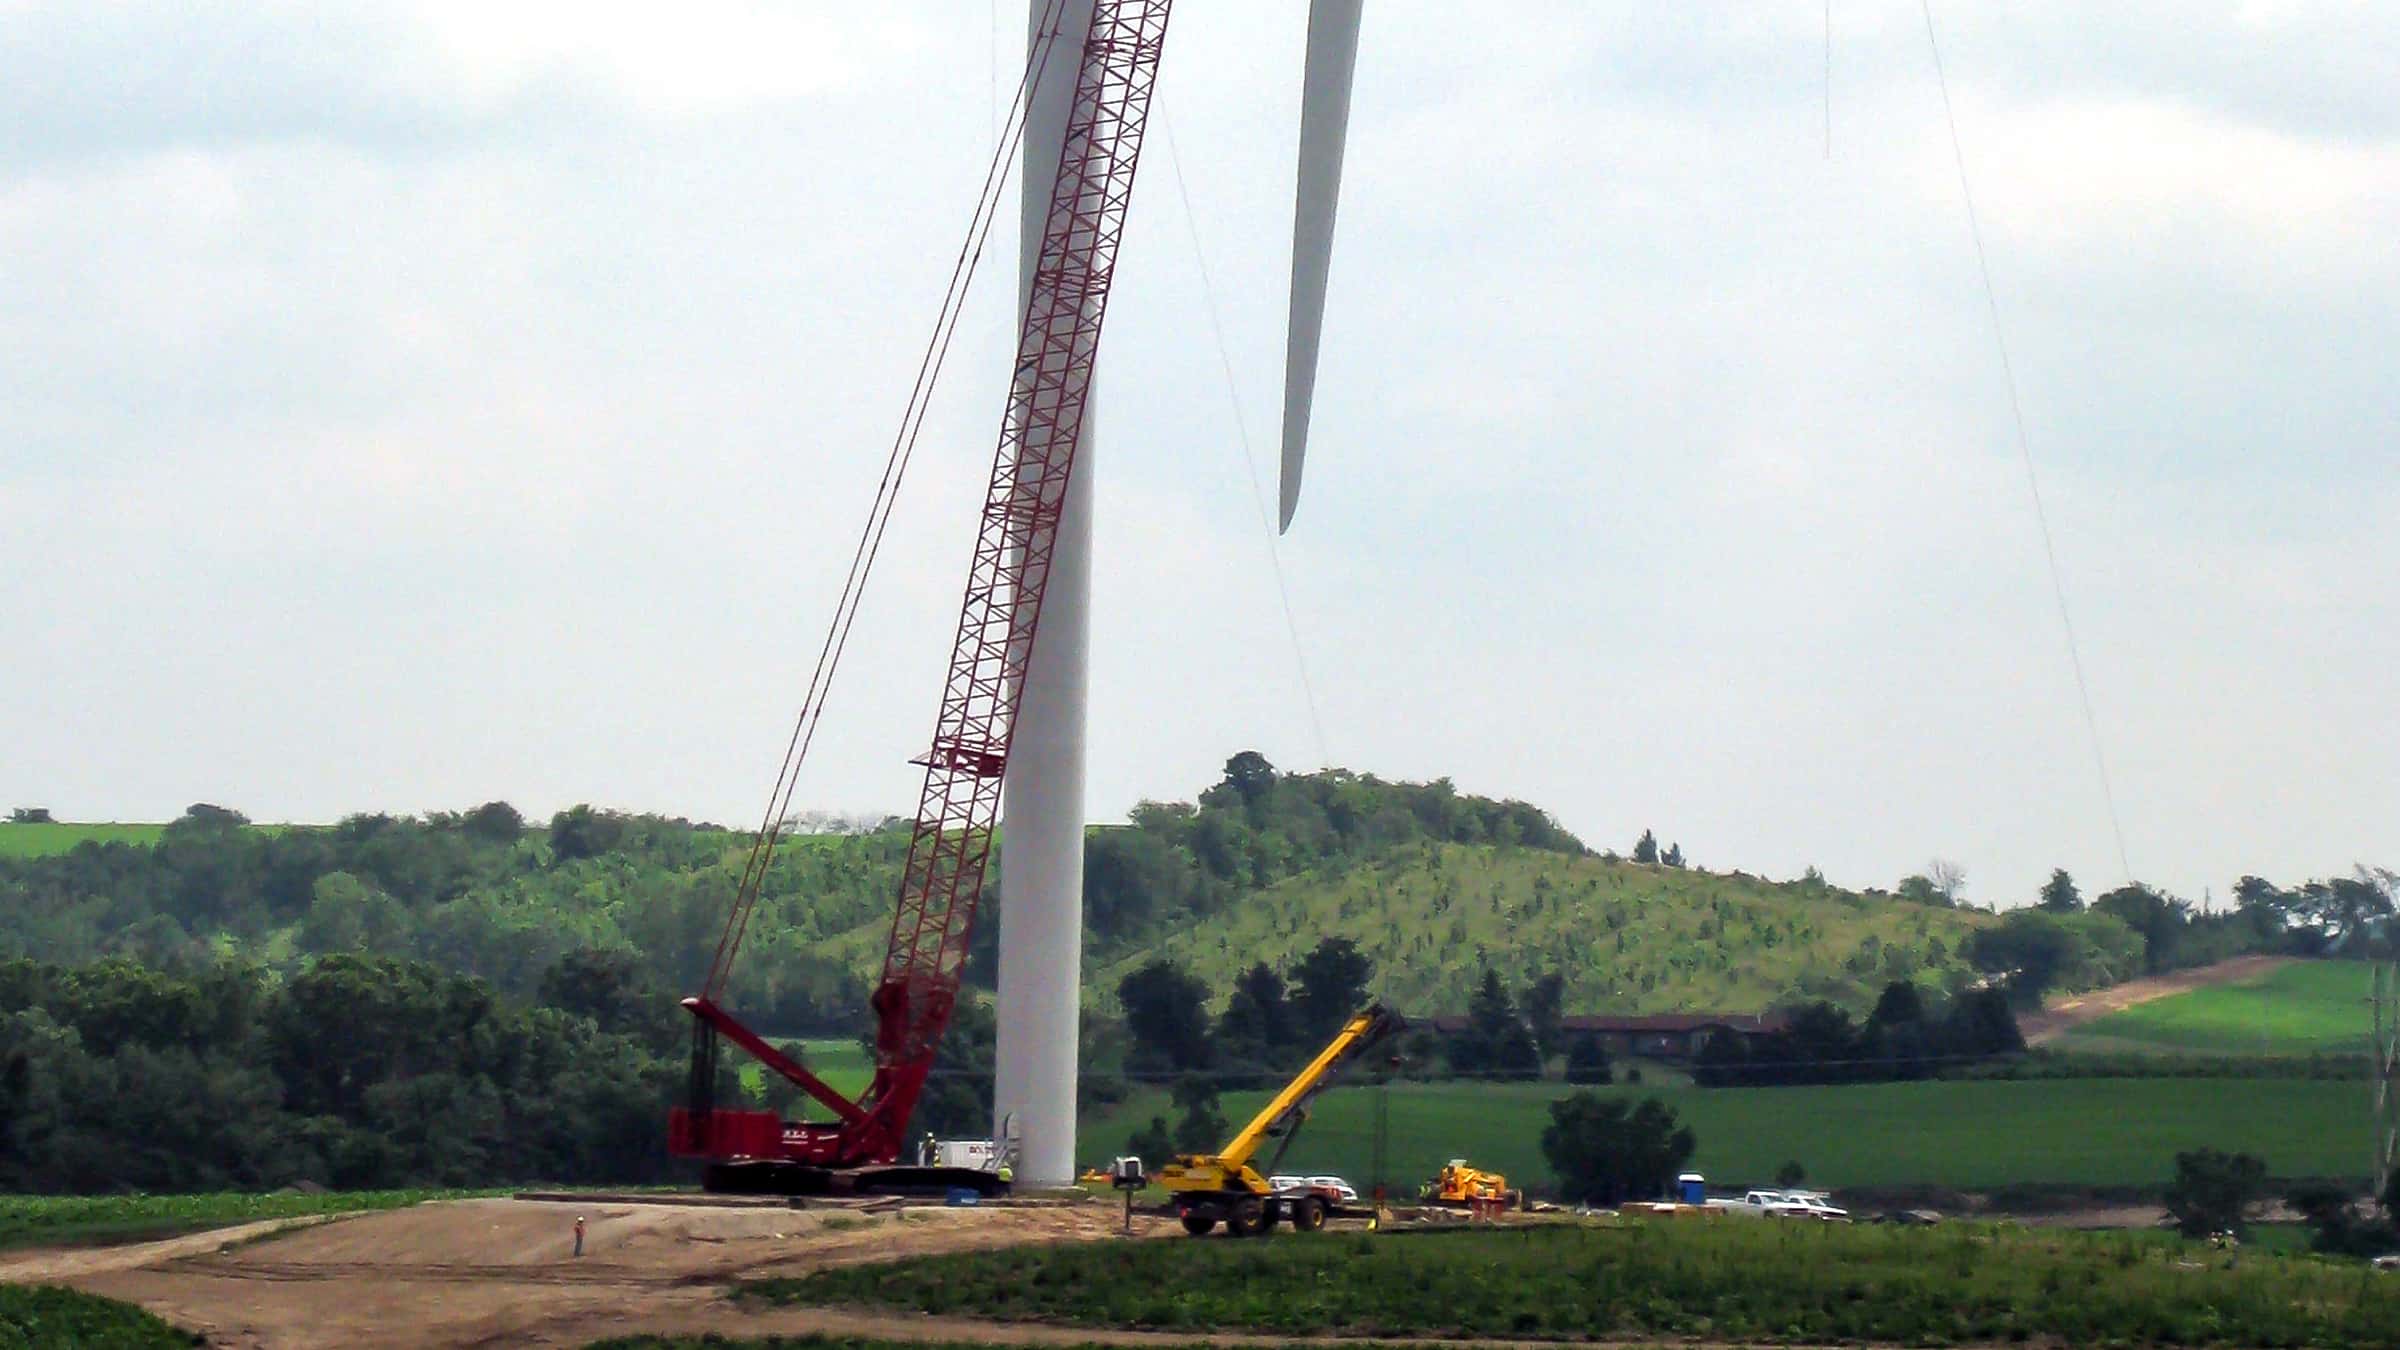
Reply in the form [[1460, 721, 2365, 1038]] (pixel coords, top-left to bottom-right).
[[1154, 1005, 1402, 1236]]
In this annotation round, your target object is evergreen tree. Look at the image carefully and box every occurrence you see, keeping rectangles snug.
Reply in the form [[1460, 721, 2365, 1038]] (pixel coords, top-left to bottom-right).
[[1520, 971, 1566, 1062], [1632, 830, 1660, 865], [1563, 1033, 1612, 1085], [2038, 868, 2083, 913], [1464, 968, 1538, 1079]]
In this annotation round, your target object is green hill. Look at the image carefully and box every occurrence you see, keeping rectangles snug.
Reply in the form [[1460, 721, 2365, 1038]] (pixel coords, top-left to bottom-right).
[[0, 764, 1995, 1024], [2054, 960, 2372, 1056], [1090, 844, 1991, 1017]]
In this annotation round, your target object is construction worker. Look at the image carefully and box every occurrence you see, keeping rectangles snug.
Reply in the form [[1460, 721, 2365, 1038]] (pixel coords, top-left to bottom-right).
[[573, 1215, 586, 1257], [995, 1162, 1013, 1191], [920, 1131, 938, 1167]]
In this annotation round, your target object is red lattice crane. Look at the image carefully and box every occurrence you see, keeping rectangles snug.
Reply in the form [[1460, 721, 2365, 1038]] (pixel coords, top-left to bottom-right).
[[668, 0, 1173, 1191]]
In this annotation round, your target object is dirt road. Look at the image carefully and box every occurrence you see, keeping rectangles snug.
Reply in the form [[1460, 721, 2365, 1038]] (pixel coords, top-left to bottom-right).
[[2016, 954, 2292, 1045], [4, 1196, 1175, 1349]]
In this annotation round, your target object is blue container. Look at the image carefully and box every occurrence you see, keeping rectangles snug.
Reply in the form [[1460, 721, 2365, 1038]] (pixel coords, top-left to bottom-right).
[[945, 1187, 979, 1207], [1678, 1173, 1706, 1205]]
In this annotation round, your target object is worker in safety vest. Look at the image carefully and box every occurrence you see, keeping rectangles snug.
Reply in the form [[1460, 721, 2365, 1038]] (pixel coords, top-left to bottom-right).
[[919, 1132, 938, 1166], [996, 1163, 1013, 1190]]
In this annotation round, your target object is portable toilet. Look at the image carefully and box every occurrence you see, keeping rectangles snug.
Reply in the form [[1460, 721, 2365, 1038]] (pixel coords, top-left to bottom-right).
[[1678, 1172, 1706, 1205]]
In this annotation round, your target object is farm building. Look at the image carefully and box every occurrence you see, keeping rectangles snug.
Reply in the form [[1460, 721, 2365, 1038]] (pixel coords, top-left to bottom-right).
[[1425, 1012, 1789, 1063]]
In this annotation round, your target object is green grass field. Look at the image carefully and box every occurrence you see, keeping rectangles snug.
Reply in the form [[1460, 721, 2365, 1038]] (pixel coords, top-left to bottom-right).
[[0, 822, 169, 857], [0, 1189, 497, 1253], [0, 1285, 198, 1347], [752, 1223, 2400, 1347], [2055, 960, 2374, 1056], [1082, 1075, 2371, 1191]]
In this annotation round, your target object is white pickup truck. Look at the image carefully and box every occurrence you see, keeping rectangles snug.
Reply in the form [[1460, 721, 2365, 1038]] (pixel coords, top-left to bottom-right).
[[1702, 1188, 1850, 1221]]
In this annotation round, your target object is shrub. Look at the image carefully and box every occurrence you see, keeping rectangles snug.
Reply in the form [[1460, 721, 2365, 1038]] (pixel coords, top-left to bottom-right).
[[2164, 1148, 2267, 1238]]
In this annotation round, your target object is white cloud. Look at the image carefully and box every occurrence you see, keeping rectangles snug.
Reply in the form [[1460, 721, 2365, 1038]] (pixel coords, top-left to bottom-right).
[[1, 1, 2393, 910]]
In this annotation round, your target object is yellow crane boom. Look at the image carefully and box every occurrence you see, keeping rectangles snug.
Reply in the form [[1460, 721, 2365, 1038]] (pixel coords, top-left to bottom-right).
[[1157, 1004, 1402, 1236]]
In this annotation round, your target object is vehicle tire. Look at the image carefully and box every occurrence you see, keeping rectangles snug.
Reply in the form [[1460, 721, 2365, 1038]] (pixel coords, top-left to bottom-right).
[[1180, 1213, 1216, 1236], [1290, 1196, 1326, 1232], [1228, 1197, 1266, 1237]]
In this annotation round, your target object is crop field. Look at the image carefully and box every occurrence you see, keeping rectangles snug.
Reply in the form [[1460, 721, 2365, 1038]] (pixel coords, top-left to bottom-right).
[[0, 1285, 197, 1347], [1081, 1075, 2368, 1191], [0, 821, 169, 857], [0, 1189, 495, 1253], [2055, 960, 2373, 1056], [754, 1221, 2400, 1347]]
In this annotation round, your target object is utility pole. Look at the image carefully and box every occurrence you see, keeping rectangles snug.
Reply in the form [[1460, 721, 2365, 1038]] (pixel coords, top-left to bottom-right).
[[2371, 961, 2399, 1201]]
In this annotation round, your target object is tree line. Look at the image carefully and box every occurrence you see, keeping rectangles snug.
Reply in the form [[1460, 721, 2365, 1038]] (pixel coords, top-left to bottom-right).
[[1692, 981, 2024, 1087], [0, 948, 710, 1193]]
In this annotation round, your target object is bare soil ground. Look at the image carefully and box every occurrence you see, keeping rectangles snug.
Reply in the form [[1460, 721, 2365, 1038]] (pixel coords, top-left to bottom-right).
[[0, 1195, 1183, 1349], [2017, 955, 2293, 1045]]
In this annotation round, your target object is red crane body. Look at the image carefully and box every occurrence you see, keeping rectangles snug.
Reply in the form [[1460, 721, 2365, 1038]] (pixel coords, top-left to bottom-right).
[[670, 0, 1173, 1184]]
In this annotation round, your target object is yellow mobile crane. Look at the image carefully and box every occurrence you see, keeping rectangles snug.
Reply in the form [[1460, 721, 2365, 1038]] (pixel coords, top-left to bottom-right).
[[1156, 1005, 1402, 1236]]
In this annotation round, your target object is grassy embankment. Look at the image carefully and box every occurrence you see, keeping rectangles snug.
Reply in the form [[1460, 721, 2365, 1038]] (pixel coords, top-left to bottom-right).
[[751, 1222, 2400, 1347], [1081, 1076, 2368, 1192], [0, 1190, 499, 1253], [2053, 959, 2373, 1056], [0, 1286, 198, 1348]]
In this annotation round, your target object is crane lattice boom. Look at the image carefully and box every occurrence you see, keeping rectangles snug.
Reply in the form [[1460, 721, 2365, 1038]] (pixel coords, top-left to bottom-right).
[[673, 0, 1173, 1178]]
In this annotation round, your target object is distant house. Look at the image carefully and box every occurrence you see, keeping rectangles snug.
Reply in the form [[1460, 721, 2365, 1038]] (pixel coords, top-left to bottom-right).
[[1425, 1011, 1788, 1063]]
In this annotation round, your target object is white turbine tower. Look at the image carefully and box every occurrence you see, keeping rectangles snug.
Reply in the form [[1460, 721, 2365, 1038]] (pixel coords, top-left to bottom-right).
[[993, 0, 1366, 1185]]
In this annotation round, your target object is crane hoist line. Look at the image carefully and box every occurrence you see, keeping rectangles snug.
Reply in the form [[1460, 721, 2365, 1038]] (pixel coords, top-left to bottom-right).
[[668, 0, 1177, 1195]]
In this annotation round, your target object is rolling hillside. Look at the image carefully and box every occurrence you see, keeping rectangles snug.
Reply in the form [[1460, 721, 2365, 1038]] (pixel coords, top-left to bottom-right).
[[1087, 844, 1992, 1016], [0, 764, 1997, 1022]]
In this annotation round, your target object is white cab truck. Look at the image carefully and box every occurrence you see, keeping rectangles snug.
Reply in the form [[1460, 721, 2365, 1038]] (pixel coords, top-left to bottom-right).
[[1702, 1188, 1850, 1221]]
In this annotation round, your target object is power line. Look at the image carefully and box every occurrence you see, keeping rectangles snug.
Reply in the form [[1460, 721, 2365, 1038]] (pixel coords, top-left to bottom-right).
[[1918, 0, 2133, 885], [1160, 117, 1335, 771]]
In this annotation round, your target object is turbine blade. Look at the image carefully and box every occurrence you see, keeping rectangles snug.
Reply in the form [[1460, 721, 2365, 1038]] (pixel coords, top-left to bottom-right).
[[1281, 0, 1363, 534]]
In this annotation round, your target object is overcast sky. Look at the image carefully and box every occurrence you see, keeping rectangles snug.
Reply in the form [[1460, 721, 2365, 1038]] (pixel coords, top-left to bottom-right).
[[4, 2, 2393, 908]]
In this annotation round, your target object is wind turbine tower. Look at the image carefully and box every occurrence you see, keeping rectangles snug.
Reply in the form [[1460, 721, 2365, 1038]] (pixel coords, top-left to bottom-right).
[[993, 0, 1365, 1185]]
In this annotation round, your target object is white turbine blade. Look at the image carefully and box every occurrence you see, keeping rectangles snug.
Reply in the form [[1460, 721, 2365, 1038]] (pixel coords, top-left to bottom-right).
[[1280, 0, 1363, 534]]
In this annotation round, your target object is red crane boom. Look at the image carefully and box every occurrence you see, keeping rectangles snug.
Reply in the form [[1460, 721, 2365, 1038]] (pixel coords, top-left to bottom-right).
[[670, 0, 1173, 1188]]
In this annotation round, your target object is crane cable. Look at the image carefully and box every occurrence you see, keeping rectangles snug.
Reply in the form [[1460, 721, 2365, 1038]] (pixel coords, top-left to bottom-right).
[[1160, 117, 1334, 771], [705, 0, 1080, 1000], [1919, 0, 2134, 884]]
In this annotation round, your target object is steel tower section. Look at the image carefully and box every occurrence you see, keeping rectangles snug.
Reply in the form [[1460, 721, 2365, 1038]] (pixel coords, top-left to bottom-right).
[[996, 0, 1098, 1189]]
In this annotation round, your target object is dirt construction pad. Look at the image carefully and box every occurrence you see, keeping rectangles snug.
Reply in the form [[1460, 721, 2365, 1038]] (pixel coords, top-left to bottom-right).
[[0, 1196, 1180, 1348]]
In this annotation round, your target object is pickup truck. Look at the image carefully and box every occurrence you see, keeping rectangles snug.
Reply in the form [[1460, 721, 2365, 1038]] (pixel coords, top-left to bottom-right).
[[1268, 1174, 1359, 1205], [1702, 1189, 1851, 1221]]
